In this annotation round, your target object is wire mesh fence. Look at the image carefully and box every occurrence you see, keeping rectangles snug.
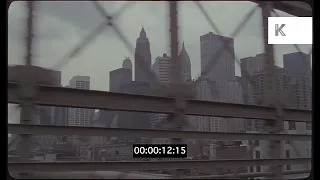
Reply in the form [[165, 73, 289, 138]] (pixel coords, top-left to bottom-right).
[[8, 1, 312, 179]]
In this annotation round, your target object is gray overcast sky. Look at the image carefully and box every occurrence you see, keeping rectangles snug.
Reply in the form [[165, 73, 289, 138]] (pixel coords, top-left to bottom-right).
[[8, 1, 312, 123]]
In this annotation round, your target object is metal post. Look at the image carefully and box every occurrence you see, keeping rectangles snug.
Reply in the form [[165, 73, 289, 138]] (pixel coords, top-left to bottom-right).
[[169, 1, 184, 144], [261, 2, 283, 178], [18, 2, 36, 175], [168, 1, 186, 177]]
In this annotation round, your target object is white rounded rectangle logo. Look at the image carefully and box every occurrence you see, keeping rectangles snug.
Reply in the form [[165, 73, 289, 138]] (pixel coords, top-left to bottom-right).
[[268, 17, 312, 45]]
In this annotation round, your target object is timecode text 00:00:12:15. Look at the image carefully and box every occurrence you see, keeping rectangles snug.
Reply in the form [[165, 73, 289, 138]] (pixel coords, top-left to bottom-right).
[[132, 144, 188, 158]]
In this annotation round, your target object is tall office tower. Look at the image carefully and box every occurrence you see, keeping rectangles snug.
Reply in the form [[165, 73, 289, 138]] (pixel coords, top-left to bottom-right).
[[151, 54, 172, 130], [283, 52, 312, 81], [240, 53, 266, 130], [151, 47, 192, 129], [283, 52, 312, 131], [250, 67, 295, 131], [37, 70, 62, 125], [290, 76, 312, 111], [240, 53, 266, 78], [118, 81, 152, 144], [194, 79, 220, 132], [152, 53, 171, 85], [67, 76, 94, 127], [215, 81, 245, 133], [200, 32, 235, 82], [99, 60, 133, 128], [109, 68, 132, 92], [283, 52, 312, 109], [179, 43, 192, 82], [134, 27, 152, 82]]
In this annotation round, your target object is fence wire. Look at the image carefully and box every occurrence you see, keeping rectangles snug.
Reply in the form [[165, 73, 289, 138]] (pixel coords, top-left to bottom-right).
[[8, 0, 312, 179]]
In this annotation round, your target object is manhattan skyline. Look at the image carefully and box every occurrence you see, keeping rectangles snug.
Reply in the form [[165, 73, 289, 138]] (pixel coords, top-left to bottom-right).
[[8, 1, 312, 124]]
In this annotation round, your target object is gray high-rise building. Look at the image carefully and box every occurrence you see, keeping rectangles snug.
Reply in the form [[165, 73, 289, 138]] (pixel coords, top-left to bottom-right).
[[109, 68, 132, 92], [67, 76, 94, 127], [117, 81, 152, 129], [283, 52, 312, 130], [249, 67, 295, 131], [200, 32, 235, 82], [283, 52, 311, 78], [99, 59, 133, 127], [134, 27, 152, 83], [37, 70, 63, 125], [240, 53, 266, 105], [151, 44, 192, 131]]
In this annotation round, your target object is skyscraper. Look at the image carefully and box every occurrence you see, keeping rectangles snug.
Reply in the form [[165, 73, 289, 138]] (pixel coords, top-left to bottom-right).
[[283, 52, 311, 80], [250, 67, 294, 131], [240, 53, 267, 130], [151, 46, 192, 130], [240, 53, 266, 78], [99, 59, 133, 128], [179, 43, 192, 82], [134, 27, 152, 83], [37, 70, 62, 125], [215, 81, 245, 133], [67, 76, 94, 127], [109, 68, 132, 92], [283, 52, 312, 130], [200, 32, 235, 82]]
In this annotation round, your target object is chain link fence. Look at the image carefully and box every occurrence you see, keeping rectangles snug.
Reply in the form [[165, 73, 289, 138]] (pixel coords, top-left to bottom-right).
[[8, 1, 312, 179]]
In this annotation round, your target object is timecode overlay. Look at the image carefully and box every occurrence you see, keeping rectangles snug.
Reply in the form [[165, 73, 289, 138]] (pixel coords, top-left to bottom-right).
[[133, 144, 188, 158]]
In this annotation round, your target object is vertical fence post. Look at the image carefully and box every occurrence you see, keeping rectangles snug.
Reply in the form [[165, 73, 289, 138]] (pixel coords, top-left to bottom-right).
[[261, 2, 284, 178], [18, 3, 36, 177], [169, 1, 184, 145], [169, 1, 187, 177]]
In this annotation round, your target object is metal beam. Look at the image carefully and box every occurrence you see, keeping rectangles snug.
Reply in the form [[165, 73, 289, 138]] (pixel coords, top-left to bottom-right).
[[8, 82, 311, 122], [10, 171, 172, 179], [8, 124, 311, 141], [181, 169, 311, 179], [10, 169, 310, 179], [8, 158, 310, 172], [251, 1, 312, 17], [273, 1, 312, 17]]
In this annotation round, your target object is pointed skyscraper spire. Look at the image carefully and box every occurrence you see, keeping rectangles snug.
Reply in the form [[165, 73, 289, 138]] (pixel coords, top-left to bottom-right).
[[139, 26, 147, 38], [182, 41, 185, 50]]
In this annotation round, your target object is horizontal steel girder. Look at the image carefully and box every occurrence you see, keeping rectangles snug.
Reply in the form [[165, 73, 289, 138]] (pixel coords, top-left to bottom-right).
[[8, 158, 311, 172], [8, 82, 311, 122], [10, 171, 171, 179], [10, 169, 310, 179], [181, 169, 311, 179], [252, 1, 312, 17], [8, 124, 311, 141]]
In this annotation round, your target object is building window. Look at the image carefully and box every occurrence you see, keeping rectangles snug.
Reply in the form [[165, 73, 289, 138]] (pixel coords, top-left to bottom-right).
[[256, 166, 261, 172], [285, 140, 290, 144], [250, 166, 254, 173], [287, 164, 291, 170], [288, 122, 296, 130], [255, 150, 260, 159], [306, 122, 311, 130], [286, 150, 290, 158]]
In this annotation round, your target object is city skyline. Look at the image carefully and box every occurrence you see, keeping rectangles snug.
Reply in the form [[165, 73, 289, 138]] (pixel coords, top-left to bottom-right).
[[8, 2, 312, 88], [8, 1, 312, 124]]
